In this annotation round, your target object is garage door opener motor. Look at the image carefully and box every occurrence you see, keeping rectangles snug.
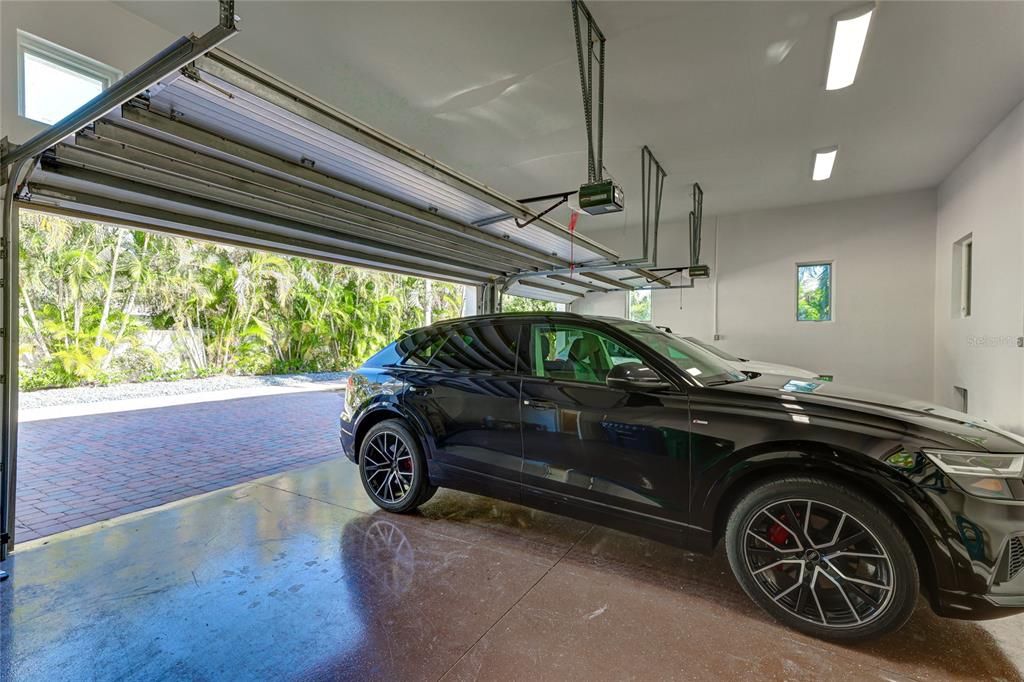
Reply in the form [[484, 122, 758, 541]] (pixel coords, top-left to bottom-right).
[[572, 0, 624, 216]]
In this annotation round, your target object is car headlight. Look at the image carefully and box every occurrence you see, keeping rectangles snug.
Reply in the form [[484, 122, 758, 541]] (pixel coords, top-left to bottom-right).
[[922, 449, 1024, 500]]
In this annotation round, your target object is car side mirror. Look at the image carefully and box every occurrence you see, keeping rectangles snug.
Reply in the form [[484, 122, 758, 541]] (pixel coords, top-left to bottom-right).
[[606, 362, 673, 392]]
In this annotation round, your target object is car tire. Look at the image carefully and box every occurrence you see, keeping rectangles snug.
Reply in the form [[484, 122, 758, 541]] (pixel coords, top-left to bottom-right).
[[359, 419, 436, 514], [725, 476, 919, 642]]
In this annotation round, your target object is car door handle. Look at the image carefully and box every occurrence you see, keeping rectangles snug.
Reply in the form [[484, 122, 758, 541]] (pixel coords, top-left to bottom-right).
[[523, 399, 557, 410], [408, 387, 433, 396]]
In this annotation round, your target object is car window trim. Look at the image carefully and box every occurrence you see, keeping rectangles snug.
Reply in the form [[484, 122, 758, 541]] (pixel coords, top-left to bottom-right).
[[527, 321, 675, 389]]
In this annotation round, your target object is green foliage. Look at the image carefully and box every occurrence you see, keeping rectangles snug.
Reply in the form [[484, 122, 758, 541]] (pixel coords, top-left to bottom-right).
[[628, 289, 651, 322], [19, 211, 465, 390], [797, 264, 832, 322], [502, 295, 562, 313]]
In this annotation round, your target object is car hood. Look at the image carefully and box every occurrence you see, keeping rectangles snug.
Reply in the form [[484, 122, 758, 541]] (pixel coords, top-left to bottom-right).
[[714, 374, 1024, 453]]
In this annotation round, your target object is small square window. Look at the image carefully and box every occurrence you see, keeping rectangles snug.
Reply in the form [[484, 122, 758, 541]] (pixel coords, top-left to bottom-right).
[[18, 31, 120, 125], [628, 289, 652, 322], [797, 262, 833, 322]]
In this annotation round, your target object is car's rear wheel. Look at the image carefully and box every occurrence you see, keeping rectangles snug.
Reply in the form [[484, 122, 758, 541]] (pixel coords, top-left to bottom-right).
[[725, 476, 918, 641], [359, 419, 436, 513]]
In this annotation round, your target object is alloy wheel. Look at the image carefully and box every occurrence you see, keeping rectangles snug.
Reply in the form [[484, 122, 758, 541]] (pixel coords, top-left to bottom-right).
[[742, 498, 895, 628], [363, 431, 415, 504]]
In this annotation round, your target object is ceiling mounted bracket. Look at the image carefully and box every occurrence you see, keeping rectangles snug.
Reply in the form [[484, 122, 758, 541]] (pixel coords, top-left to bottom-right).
[[513, 190, 578, 229], [641, 145, 667, 266], [689, 182, 704, 266]]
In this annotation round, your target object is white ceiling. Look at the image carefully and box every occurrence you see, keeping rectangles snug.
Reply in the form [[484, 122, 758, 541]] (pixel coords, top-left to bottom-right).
[[116, 1, 1024, 249]]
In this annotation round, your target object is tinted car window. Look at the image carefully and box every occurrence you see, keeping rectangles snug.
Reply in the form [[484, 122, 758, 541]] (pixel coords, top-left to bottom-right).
[[608, 320, 747, 385], [362, 342, 403, 368], [407, 321, 522, 373], [398, 329, 447, 367], [530, 323, 642, 384]]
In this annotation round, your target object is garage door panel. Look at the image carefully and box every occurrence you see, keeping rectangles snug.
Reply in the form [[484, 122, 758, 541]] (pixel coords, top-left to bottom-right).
[[189, 52, 618, 262], [30, 165, 504, 281], [504, 283, 579, 304], [114, 107, 568, 269], [148, 77, 601, 265], [25, 184, 490, 285], [183, 53, 616, 265], [83, 121, 554, 272], [55, 140, 535, 274]]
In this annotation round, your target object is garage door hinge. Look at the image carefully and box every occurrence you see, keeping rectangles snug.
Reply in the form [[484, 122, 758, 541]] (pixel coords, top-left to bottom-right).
[[180, 66, 235, 101], [126, 94, 151, 111]]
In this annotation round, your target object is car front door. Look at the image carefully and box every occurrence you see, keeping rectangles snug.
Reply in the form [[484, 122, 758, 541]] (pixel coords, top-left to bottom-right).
[[399, 320, 524, 502], [518, 321, 693, 543]]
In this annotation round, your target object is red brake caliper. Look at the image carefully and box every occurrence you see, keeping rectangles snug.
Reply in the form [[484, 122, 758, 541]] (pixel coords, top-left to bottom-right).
[[768, 515, 790, 546]]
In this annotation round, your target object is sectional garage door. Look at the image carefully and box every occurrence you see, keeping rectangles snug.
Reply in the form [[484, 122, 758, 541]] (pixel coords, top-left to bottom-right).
[[21, 49, 664, 302]]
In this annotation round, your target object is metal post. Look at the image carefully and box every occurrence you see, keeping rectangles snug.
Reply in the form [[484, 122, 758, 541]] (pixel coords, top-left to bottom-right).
[[478, 283, 501, 315], [0, 155, 29, 570]]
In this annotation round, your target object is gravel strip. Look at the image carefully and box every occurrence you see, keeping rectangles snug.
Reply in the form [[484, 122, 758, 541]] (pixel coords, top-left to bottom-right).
[[20, 372, 349, 409]]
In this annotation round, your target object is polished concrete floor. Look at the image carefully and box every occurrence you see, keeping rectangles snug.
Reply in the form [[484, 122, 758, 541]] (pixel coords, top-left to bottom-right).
[[2, 457, 1023, 681]]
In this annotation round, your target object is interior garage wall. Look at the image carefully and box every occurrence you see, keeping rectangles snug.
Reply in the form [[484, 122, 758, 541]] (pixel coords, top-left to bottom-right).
[[1, 0, 174, 144], [574, 189, 938, 400], [934, 99, 1024, 434]]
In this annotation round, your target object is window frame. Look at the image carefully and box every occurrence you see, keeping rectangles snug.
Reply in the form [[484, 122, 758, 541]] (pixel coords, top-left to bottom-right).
[[953, 235, 973, 319], [527, 321, 647, 387], [627, 288, 653, 323], [17, 30, 122, 125], [962, 239, 973, 318], [795, 260, 835, 323]]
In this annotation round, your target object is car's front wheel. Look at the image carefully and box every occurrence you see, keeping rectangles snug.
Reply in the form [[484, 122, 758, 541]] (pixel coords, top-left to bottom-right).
[[358, 419, 436, 513], [725, 476, 919, 641]]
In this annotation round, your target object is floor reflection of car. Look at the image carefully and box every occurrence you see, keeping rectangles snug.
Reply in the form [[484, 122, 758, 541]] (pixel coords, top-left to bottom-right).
[[340, 312, 1024, 642], [680, 335, 821, 379]]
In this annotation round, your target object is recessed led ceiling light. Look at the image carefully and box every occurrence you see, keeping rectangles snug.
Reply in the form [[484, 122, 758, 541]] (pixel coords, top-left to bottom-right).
[[826, 5, 874, 91], [812, 147, 838, 181]]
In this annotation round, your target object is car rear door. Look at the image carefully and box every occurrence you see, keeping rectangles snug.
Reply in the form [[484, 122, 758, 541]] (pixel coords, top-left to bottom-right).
[[399, 319, 525, 501], [518, 321, 693, 543]]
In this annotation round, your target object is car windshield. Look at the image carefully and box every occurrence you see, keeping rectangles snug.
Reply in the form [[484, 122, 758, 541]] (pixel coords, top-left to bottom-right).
[[683, 336, 743, 363], [609, 321, 748, 386]]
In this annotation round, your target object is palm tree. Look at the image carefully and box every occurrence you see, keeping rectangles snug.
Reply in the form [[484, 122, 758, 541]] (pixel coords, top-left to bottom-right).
[[19, 210, 470, 389]]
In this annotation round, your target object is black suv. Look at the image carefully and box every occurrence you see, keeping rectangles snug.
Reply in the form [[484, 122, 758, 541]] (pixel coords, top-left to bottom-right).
[[340, 312, 1024, 641]]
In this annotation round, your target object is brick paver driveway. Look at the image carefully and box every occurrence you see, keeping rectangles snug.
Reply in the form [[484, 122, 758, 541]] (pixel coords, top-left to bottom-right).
[[15, 390, 345, 543]]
